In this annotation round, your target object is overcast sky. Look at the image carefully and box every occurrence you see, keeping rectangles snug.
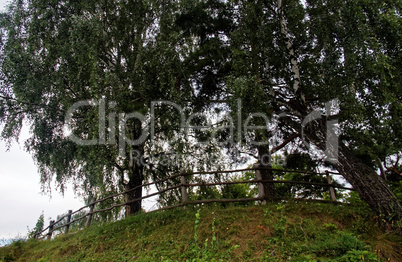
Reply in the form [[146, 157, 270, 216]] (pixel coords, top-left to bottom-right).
[[0, 0, 83, 242], [0, 127, 84, 241]]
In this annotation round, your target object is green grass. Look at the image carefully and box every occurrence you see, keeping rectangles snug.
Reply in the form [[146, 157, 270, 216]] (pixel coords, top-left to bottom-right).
[[1, 201, 401, 261]]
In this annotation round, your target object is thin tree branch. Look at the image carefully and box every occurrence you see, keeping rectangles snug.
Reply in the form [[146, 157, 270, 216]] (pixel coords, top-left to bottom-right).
[[270, 133, 300, 154]]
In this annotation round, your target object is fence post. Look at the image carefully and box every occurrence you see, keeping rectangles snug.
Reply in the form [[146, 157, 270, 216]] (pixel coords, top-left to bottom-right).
[[47, 220, 55, 241], [326, 171, 337, 202], [181, 172, 188, 205], [254, 164, 266, 204], [65, 210, 73, 234], [86, 198, 96, 227]]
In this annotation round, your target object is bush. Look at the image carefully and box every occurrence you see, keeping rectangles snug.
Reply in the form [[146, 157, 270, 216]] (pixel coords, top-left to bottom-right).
[[27, 213, 44, 239]]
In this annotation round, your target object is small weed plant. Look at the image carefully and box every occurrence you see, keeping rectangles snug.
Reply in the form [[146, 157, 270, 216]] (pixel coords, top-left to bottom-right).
[[163, 209, 239, 262], [334, 249, 378, 262]]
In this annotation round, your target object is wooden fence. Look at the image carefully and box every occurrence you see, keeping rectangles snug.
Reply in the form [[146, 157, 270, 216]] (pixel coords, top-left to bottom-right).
[[34, 166, 353, 240]]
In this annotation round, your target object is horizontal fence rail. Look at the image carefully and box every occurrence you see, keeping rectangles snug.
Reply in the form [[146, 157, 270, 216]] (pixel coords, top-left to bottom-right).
[[35, 167, 352, 240]]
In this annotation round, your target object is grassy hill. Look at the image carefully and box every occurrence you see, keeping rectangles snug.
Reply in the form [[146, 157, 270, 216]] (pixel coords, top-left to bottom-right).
[[1, 201, 401, 261]]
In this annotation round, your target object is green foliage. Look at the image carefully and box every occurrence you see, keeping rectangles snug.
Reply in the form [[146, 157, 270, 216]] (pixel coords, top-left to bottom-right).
[[272, 154, 346, 200], [188, 171, 257, 206], [334, 250, 379, 262], [323, 222, 338, 232], [345, 191, 368, 205], [190, 183, 222, 202], [225, 0, 402, 221], [221, 172, 257, 201], [1, 0, 401, 228], [0, 0, 229, 214], [27, 212, 44, 239]]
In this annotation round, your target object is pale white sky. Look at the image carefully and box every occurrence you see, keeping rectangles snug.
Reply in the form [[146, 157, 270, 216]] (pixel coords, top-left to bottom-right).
[[0, 126, 84, 241], [0, 125, 157, 242], [0, 0, 82, 241]]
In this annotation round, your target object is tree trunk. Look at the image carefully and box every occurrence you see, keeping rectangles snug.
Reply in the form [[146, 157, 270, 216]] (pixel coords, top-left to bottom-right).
[[337, 144, 401, 225], [303, 118, 401, 226], [256, 133, 275, 199], [124, 149, 144, 216], [124, 170, 143, 216], [124, 120, 145, 217]]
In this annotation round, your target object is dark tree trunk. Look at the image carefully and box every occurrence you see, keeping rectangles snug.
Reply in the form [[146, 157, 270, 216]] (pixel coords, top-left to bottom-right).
[[303, 118, 401, 226], [124, 121, 145, 217], [124, 146, 144, 216], [337, 143, 401, 224], [125, 171, 142, 217]]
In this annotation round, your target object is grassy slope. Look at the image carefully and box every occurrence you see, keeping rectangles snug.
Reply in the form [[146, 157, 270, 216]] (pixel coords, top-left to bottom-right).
[[1, 202, 401, 262]]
